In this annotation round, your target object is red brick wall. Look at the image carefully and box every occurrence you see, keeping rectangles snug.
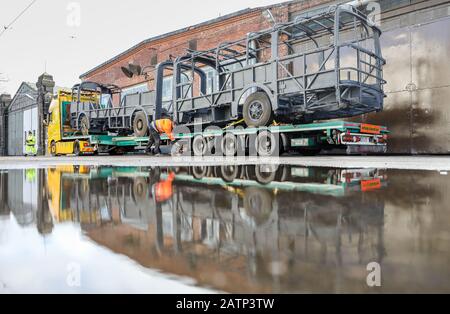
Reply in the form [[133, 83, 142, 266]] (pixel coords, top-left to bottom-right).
[[83, 11, 272, 90], [81, 1, 335, 89]]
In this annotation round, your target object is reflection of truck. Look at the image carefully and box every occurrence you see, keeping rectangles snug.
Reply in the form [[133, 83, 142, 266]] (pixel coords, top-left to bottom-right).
[[146, 165, 387, 276], [46, 165, 154, 226], [54, 165, 384, 293], [47, 165, 102, 224]]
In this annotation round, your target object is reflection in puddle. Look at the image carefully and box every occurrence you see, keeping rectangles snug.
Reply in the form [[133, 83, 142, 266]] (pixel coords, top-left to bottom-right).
[[0, 165, 449, 293]]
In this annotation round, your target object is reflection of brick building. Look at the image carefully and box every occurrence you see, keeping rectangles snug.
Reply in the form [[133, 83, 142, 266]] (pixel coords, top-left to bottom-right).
[[80, 0, 450, 154]]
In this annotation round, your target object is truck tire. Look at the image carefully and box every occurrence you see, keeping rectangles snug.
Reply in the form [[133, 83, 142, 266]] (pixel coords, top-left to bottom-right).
[[132, 177, 148, 203], [192, 166, 209, 180], [242, 187, 273, 227], [133, 112, 148, 137], [80, 115, 90, 136], [222, 133, 238, 157], [218, 165, 240, 183], [255, 130, 280, 157], [50, 141, 57, 157], [73, 140, 81, 156], [255, 164, 277, 185], [243, 92, 273, 127], [192, 135, 207, 156]]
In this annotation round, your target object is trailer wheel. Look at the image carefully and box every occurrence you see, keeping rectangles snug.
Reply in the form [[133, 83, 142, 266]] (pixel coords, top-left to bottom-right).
[[218, 165, 240, 183], [192, 135, 208, 156], [255, 164, 277, 185], [243, 92, 273, 127], [80, 115, 90, 136], [192, 166, 209, 180], [242, 187, 274, 227], [255, 130, 280, 157], [222, 133, 238, 157], [132, 177, 148, 203], [50, 141, 57, 157], [133, 112, 148, 137], [73, 140, 81, 156]]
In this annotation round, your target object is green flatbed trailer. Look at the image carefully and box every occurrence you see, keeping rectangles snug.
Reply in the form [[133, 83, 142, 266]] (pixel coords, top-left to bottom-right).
[[134, 120, 389, 156], [62, 120, 388, 156]]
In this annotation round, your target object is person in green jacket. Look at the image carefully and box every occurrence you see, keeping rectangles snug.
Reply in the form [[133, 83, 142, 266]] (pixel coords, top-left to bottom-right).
[[25, 131, 37, 156]]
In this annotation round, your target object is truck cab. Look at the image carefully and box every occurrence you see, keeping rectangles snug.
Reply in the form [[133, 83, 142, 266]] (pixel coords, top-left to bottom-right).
[[47, 90, 100, 156]]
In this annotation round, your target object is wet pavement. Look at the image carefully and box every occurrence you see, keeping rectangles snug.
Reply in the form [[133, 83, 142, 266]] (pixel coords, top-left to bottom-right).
[[1, 164, 450, 293]]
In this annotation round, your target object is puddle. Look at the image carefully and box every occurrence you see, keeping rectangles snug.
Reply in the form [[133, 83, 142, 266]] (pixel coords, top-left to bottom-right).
[[0, 165, 449, 293]]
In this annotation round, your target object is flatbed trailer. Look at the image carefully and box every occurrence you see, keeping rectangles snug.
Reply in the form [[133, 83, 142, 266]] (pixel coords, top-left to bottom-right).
[[48, 91, 388, 156], [132, 120, 389, 156], [50, 112, 388, 158]]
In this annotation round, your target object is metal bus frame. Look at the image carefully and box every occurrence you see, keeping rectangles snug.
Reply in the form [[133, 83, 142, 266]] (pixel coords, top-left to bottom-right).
[[172, 4, 386, 128], [70, 4, 386, 136]]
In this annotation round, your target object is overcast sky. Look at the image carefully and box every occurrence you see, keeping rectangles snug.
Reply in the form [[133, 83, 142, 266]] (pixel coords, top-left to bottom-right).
[[0, 0, 282, 95]]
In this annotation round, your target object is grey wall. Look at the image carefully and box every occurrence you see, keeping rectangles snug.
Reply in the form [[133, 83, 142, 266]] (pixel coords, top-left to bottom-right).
[[0, 94, 11, 156], [363, 3, 450, 154], [7, 110, 24, 156], [7, 169, 36, 226], [290, 0, 450, 154], [7, 83, 38, 156]]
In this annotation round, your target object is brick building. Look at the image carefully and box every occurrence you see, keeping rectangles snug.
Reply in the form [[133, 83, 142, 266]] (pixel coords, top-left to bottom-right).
[[80, 0, 450, 154]]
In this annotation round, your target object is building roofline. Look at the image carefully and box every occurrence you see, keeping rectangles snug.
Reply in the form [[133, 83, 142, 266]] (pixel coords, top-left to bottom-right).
[[80, 1, 297, 79], [8, 82, 38, 110]]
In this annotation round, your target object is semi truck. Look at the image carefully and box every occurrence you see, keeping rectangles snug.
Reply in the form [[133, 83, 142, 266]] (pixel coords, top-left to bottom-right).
[[46, 3, 389, 156], [47, 88, 389, 156]]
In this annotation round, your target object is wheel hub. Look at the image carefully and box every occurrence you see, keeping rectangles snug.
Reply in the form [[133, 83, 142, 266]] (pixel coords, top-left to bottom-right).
[[261, 137, 271, 152], [249, 101, 263, 121], [226, 140, 235, 150]]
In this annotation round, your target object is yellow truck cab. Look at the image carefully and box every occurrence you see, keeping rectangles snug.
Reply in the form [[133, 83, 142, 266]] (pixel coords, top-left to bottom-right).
[[47, 90, 99, 156]]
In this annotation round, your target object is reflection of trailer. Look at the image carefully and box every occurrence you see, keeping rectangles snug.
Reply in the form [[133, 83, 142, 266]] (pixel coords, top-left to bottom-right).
[[167, 165, 386, 254], [171, 165, 385, 197]]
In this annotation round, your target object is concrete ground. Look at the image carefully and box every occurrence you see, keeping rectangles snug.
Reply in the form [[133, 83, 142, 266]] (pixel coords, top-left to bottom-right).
[[1, 155, 450, 171]]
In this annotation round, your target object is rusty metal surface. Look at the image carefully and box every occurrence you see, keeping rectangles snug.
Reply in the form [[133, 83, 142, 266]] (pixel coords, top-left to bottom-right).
[[411, 87, 450, 153], [362, 26, 413, 153], [362, 8, 450, 154], [409, 18, 450, 154]]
